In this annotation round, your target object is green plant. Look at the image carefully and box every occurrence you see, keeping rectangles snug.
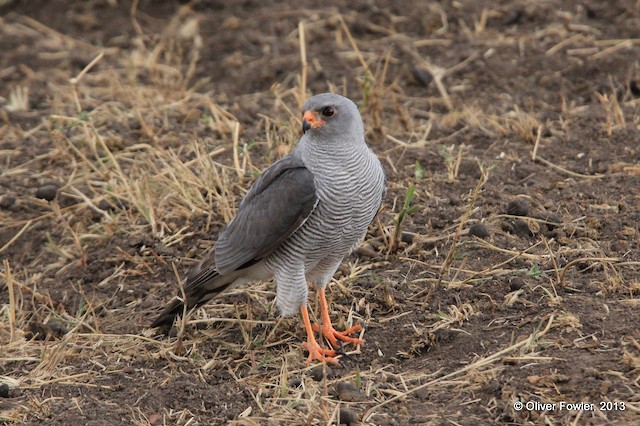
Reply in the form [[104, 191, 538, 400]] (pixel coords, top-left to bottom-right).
[[390, 184, 419, 252]]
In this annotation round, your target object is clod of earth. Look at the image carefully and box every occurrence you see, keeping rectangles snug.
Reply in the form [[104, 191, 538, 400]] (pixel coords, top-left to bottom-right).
[[469, 222, 490, 239], [0, 193, 16, 209], [0, 383, 10, 398], [338, 407, 359, 425], [34, 183, 59, 201], [506, 199, 530, 217], [309, 364, 334, 382], [335, 382, 367, 402], [509, 277, 526, 291]]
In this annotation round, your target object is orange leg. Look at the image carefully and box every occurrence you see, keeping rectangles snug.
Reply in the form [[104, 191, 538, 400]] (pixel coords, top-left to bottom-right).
[[301, 306, 339, 365], [311, 287, 364, 349]]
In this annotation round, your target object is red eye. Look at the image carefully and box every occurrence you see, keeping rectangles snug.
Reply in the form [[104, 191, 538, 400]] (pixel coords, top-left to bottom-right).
[[321, 106, 335, 117]]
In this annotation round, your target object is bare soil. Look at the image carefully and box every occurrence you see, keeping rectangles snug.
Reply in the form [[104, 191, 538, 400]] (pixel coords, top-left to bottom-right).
[[1, 1, 639, 425]]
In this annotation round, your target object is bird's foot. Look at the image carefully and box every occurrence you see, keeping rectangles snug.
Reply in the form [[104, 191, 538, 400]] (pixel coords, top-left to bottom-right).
[[312, 322, 364, 349], [302, 339, 340, 365], [301, 305, 342, 365]]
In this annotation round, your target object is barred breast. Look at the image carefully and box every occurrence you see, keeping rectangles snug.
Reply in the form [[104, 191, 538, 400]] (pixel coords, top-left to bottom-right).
[[265, 137, 385, 315]]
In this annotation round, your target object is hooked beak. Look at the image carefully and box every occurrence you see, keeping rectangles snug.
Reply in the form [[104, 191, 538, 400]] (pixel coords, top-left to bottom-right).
[[302, 110, 326, 133]]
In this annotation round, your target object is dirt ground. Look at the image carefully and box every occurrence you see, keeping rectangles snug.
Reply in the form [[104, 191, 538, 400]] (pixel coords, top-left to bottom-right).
[[1, 0, 639, 425]]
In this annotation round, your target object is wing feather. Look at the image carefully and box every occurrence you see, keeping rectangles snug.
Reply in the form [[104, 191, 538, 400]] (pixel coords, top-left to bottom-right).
[[213, 154, 317, 275]]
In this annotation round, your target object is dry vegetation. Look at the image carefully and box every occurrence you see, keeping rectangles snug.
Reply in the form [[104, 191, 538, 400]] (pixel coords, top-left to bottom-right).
[[1, 1, 640, 425]]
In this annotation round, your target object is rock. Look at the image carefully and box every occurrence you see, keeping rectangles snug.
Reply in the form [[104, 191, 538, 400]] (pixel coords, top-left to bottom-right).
[[0, 383, 9, 398], [26, 321, 68, 340], [0, 193, 16, 209], [288, 377, 302, 388], [47, 321, 68, 338], [468, 223, 489, 239], [335, 382, 367, 402], [543, 212, 562, 229], [356, 243, 378, 258], [411, 66, 433, 87], [309, 364, 333, 381], [98, 198, 128, 212], [506, 199, 530, 217], [610, 240, 629, 252], [509, 277, 526, 291], [35, 183, 60, 201], [401, 232, 414, 244], [511, 219, 532, 237], [338, 407, 359, 425]]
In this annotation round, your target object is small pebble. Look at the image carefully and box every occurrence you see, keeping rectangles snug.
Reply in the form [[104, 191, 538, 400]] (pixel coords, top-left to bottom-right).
[[401, 232, 414, 244], [98, 199, 117, 211], [509, 277, 526, 291], [511, 219, 532, 237], [610, 240, 629, 252], [35, 183, 59, 201], [411, 66, 433, 87], [527, 219, 541, 235], [576, 262, 594, 272], [338, 407, 359, 425], [309, 364, 333, 381], [468, 223, 489, 239], [335, 382, 367, 402], [506, 199, 529, 217], [0, 383, 9, 398], [0, 193, 16, 209], [543, 212, 562, 230], [47, 321, 68, 338], [98, 198, 128, 212], [25, 321, 67, 340], [288, 377, 302, 388], [26, 322, 51, 341], [501, 221, 514, 234], [355, 243, 378, 258], [415, 387, 430, 401]]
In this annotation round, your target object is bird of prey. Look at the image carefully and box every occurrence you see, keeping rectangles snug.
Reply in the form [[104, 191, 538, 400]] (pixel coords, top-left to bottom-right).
[[152, 93, 386, 364]]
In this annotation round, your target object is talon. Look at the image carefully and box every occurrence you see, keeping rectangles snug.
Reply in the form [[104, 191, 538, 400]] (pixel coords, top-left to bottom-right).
[[301, 306, 340, 365], [334, 342, 346, 356], [302, 340, 339, 365], [300, 288, 364, 365], [317, 288, 364, 348]]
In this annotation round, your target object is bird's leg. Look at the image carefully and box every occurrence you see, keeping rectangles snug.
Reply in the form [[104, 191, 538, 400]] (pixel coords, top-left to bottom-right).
[[312, 287, 364, 349], [300, 305, 339, 365]]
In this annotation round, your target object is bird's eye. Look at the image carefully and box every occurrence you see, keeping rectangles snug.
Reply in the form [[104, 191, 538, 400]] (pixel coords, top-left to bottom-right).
[[321, 106, 335, 117]]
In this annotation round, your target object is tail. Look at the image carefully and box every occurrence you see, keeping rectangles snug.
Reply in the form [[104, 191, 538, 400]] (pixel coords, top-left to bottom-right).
[[151, 267, 235, 329], [150, 298, 190, 329]]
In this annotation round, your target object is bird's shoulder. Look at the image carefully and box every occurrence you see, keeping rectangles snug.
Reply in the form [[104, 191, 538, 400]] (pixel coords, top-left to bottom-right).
[[241, 150, 313, 203], [213, 150, 318, 274]]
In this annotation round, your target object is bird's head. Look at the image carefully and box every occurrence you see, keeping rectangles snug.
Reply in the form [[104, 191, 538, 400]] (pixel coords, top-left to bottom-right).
[[301, 93, 364, 140]]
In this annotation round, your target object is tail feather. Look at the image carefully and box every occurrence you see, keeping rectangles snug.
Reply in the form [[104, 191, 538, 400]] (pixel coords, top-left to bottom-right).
[[150, 298, 188, 329], [151, 268, 234, 329], [151, 259, 270, 330]]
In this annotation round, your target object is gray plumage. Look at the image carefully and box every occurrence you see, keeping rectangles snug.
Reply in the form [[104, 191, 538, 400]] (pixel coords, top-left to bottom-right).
[[152, 93, 385, 328]]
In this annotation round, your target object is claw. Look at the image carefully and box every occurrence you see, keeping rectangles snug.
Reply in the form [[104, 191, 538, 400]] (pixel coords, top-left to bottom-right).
[[301, 306, 340, 365], [315, 288, 364, 349], [319, 323, 364, 348], [299, 289, 364, 365], [302, 340, 339, 365]]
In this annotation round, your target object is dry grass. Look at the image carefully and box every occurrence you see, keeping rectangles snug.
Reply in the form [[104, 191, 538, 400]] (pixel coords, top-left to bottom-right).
[[2, 1, 640, 425]]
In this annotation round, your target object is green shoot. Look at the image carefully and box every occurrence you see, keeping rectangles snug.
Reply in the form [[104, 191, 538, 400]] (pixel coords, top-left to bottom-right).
[[390, 184, 419, 252]]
